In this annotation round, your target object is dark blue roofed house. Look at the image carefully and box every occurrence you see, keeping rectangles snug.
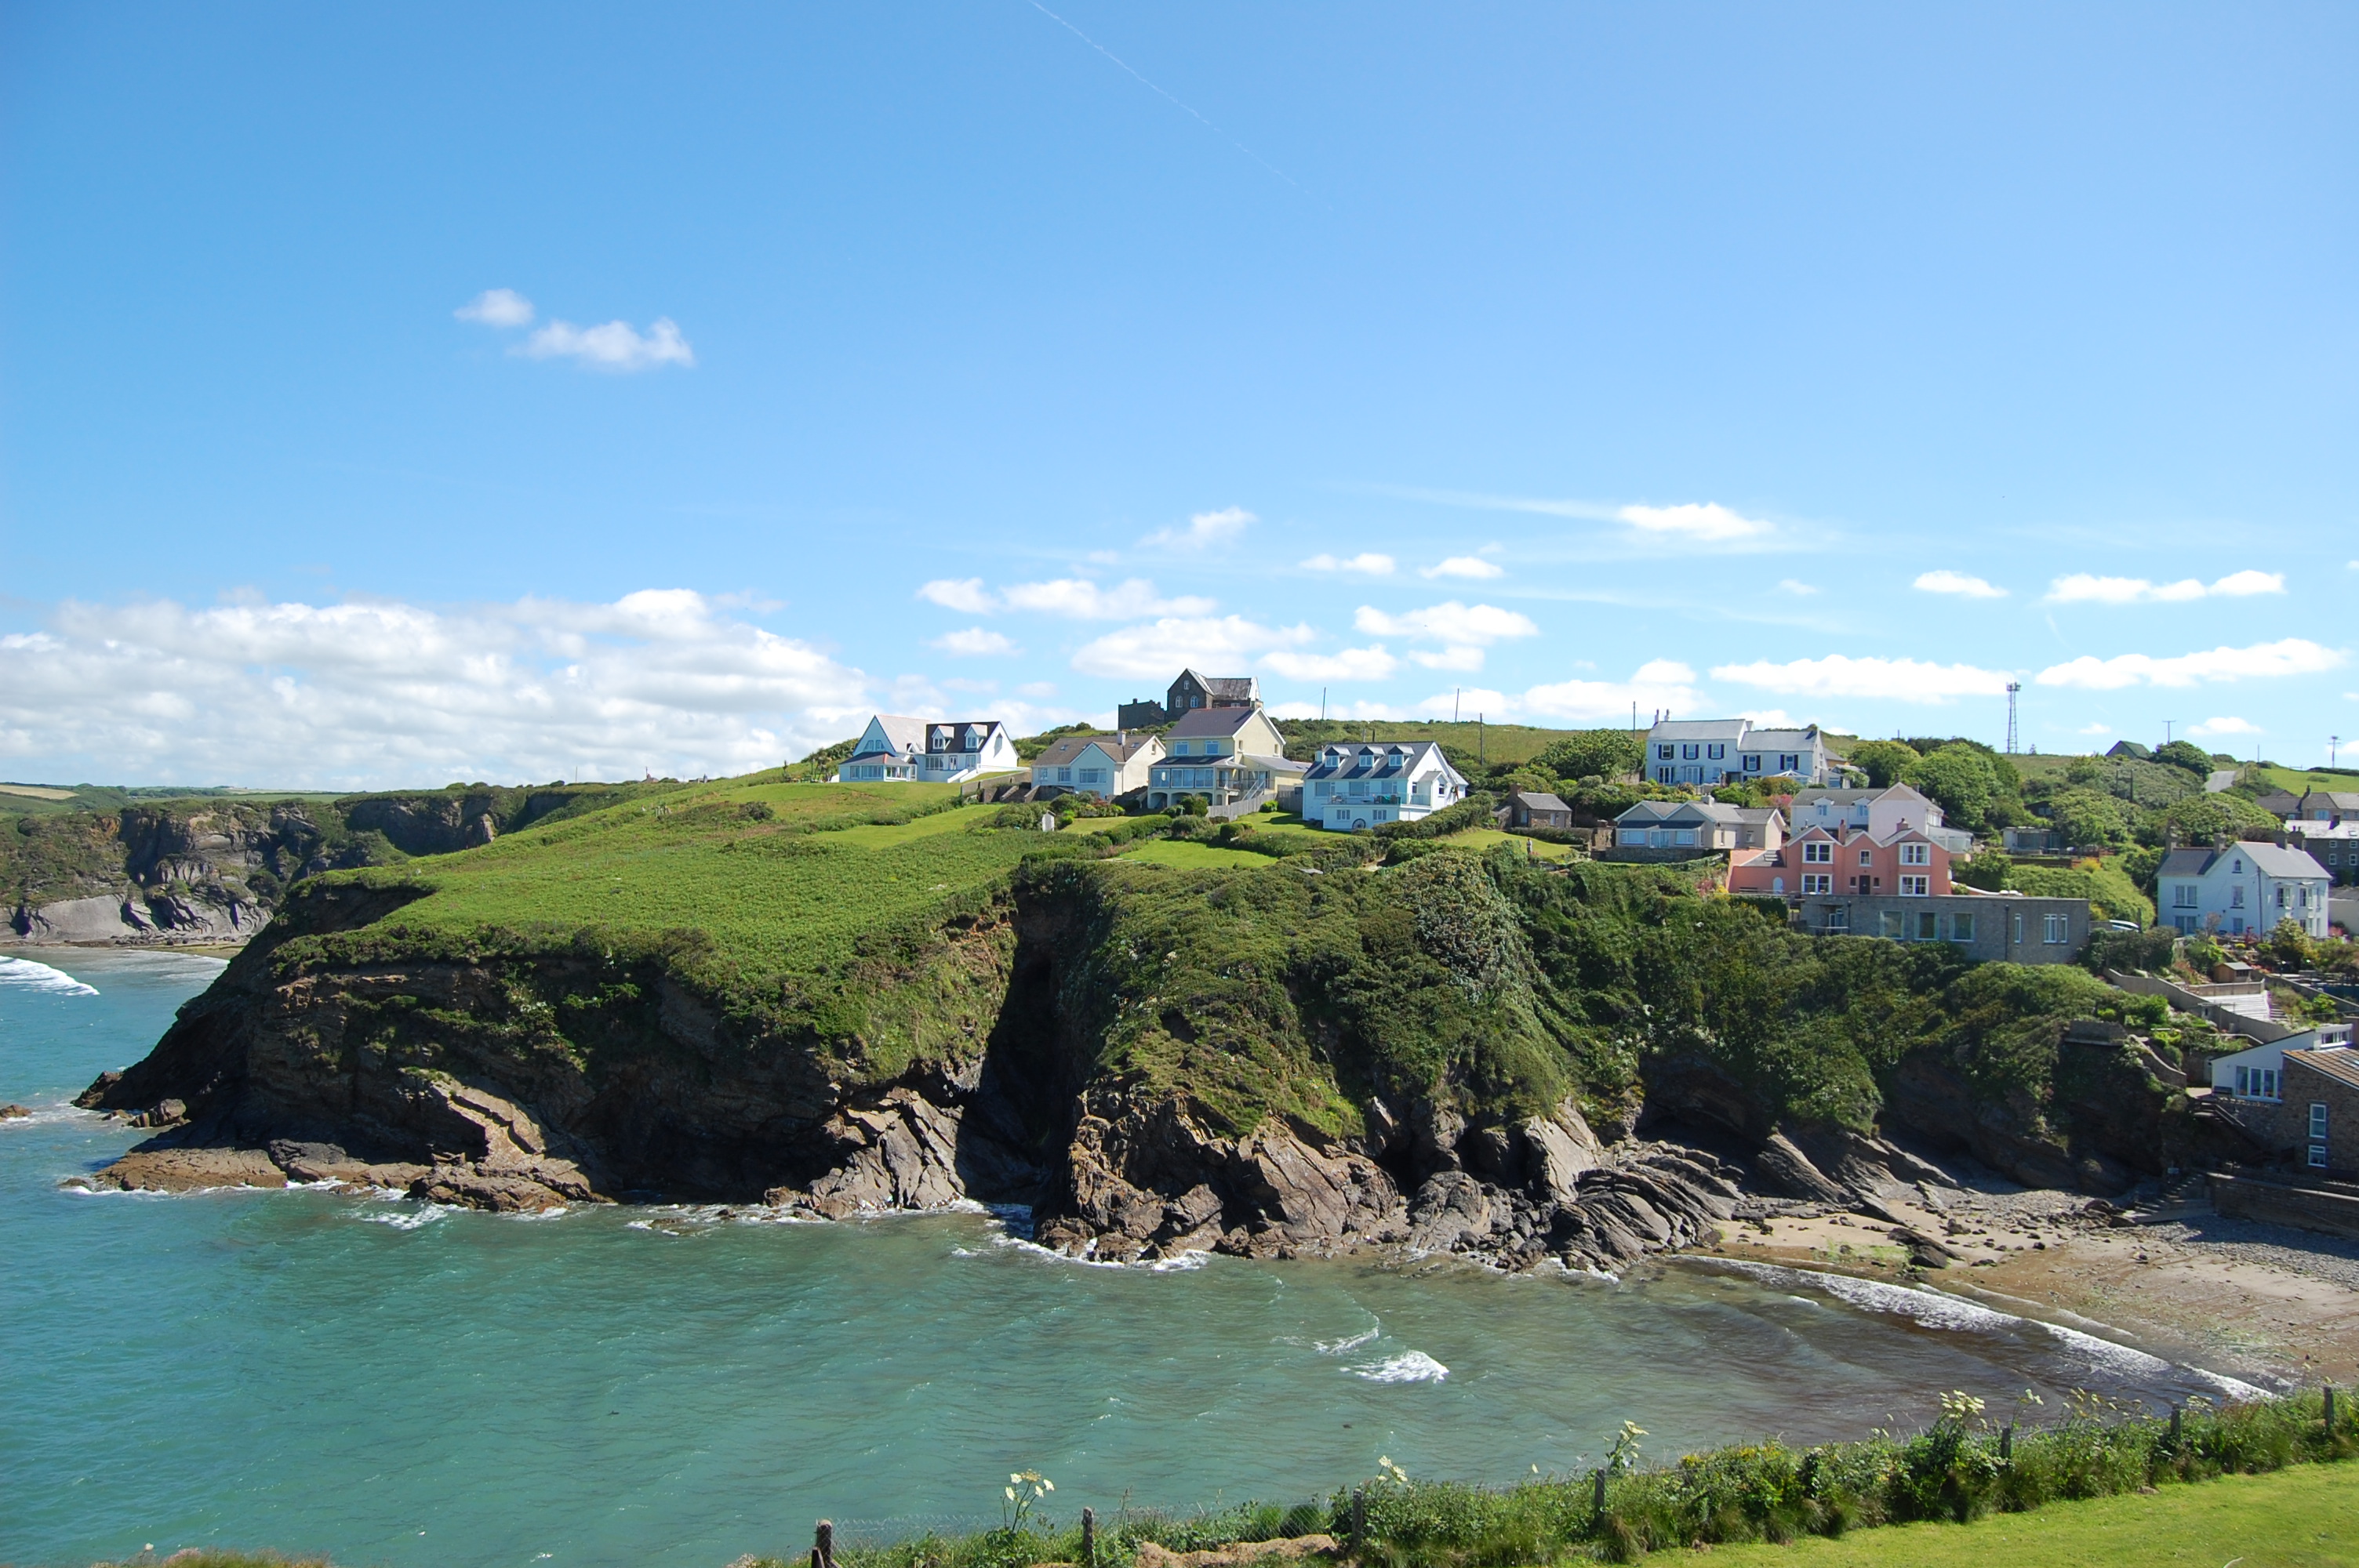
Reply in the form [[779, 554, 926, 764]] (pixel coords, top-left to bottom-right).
[[1302, 740, 1469, 831]]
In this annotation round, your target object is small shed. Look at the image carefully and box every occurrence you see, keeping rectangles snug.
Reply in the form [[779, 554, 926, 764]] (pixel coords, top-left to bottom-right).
[[1506, 789, 1573, 830]]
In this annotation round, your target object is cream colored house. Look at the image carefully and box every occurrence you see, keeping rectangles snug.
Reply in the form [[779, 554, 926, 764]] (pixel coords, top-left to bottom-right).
[[1030, 732, 1164, 799]]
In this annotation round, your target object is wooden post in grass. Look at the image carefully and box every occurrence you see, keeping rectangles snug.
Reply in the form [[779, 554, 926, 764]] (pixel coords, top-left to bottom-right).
[[2326, 1385, 2337, 1435], [1351, 1486, 1366, 1552], [1592, 1468, 1607, 1517], [1999, 1425, 2012, 1462], [1081, 1507, 1096, 1568], [2169, 1405, 2182, 1449], [813, 1520, 834, 1568]]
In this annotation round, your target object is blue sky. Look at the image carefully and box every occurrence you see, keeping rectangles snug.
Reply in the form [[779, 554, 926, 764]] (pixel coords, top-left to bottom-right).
[[2, 3, 2354, 786]]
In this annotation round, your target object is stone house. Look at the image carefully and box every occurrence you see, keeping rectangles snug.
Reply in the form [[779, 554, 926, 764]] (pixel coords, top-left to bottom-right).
[[1504, 789, 1573, 829], [1117, 668, 1260, 730], [1029, 731, 1164, 800], [1302, 741, 1470, 831], [2288, 820, 2359, 886], [2205, 1030, 2359, 1175]]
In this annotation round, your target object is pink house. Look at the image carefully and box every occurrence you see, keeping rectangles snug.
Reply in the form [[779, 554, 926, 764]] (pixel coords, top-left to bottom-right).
[[1729, 818, 1955, 901]]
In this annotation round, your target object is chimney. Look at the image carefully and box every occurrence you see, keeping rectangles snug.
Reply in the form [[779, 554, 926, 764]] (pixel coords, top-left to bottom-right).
[[2275, 826, 2288, 849]]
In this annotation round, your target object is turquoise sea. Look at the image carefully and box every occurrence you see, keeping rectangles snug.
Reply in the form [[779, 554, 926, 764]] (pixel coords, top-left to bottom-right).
[[2, 949, 2261, 1568]]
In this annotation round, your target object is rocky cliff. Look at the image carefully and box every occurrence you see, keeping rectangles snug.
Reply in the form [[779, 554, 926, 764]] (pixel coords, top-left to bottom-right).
[[71, 789, 2190, 1272]]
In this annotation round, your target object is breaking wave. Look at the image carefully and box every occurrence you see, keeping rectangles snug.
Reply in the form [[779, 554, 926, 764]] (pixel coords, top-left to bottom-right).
[[1350, 1350, 1448, 1383], [0, 956, 99, 996]]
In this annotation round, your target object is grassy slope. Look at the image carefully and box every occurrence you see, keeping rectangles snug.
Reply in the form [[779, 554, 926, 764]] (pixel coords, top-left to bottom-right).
[[1274, 718, 1606, 768], [1703, 1463, 2350, 1566]]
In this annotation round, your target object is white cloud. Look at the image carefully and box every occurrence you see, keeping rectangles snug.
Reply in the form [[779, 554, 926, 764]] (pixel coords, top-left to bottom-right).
[[518, 316, 695, 372], [2078, 722, 2112, 735], [1001, 578, 1216, 619], [1712, 654, 2015, 701], [1018, 681, 1058, 699], [929, 627, 1018, 657], [1301, 552, 1396, 575], [1420, 555, 1504, 580], [1409, 645, 1486, 672], [2035, 638, 2346, 689], [2046, 570, 2285, 604], [455, 288, 535, 327], [1914, 570, 2008, 599], [0, 590, 878, 789], [1616, 502, 1772, 542], [918, 578, 998, 613], [2189, 716, 2261, 737], [1262, 645, 1401, 682], [1070, 615, 1314, 681], [1776, 579, 1818, 596], [1515, 659, 1703, 724], [1141, 506, 1254, 551], [1352, 601, 1539, 645]]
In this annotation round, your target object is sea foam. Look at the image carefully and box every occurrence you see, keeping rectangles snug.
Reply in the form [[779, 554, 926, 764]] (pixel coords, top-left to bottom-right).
[[0, 955, 99, 996], [1350, 1350, 1449, 1383]]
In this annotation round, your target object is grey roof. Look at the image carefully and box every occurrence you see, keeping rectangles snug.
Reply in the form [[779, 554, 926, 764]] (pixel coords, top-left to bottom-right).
[[1303, 739, 1461, 782], [1616, 799, 1746, 826], [1237, 753, 1308, 775], [1510, 790, 1572, 812], [1169, 706, 1271, 740], [1033, 733, 1157, 768], [2299, 790, 2359, 816], [850, 714, 926, 758], [2159, 842, 2331, 880], [1733, 806, 1787, 827], [924, 720, 1008, 753], [1649, 719, 1749, 742], [1175, 668, 1259, 701], [2288, 1048, 2359, 1092]]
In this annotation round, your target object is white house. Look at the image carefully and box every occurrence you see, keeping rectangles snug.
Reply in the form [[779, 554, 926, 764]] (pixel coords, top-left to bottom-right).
[[834, 714, 927, 782], [834, 714, 1018, 785], [2208, 1026, 2355, 1103], [1788, 784, 1972, 853], [1615, 799, 1784, 853], [1302, 741, 1469, 831], [1147, 705, 1296, 808], [1030, 731, 1164, 799], [1646, 718, 1833, 788], [2156, 840, 2332, 938]]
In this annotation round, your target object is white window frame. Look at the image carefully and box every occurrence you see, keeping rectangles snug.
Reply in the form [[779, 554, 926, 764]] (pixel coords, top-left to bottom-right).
[[2043, 913, 2069, 944], [1801, 873, 1831, 895], [1899, 842, 1929, 866], [1803, 841, 1832, 864], [1899, 874, 1929, 897]]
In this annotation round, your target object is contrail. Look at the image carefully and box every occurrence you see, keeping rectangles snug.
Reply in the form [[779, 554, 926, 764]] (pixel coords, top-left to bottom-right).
[[1024, 0, 1312, 200]]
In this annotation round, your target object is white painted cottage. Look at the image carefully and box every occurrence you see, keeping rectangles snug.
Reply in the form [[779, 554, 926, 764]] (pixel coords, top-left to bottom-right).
[[2156, 840, 2332, 938], [834, 714, 1020, 785], [1302, 741, 1468, 831], [2208, 1025, 2355, 1103]]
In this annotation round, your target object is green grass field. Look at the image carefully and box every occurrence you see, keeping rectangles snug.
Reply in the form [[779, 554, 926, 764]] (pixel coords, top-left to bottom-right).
[[1441, 826, 1579, 862], [1116, 837, 1278, 869], [1703, 1462, 2350, 1566]]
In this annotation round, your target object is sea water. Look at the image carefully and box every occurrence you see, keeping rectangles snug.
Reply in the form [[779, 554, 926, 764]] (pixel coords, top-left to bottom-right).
[[0, 949, 2262, 1568]]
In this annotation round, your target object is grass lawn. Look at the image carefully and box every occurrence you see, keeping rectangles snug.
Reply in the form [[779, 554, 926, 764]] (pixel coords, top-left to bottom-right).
[[1702, 1464, 2352, 1567], [2250, 762, 2359, 795], [1116, 838, 1279, 869], [1442, 826, 1578, 862]]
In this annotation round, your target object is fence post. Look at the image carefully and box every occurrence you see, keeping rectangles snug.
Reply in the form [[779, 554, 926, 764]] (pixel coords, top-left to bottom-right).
[[1082, 1507, 1096, 1568], [1351, 1486, 1366, 1554], [1999, 1425, 2012, 1462], [2326, 1385, 2338, 1436], [1592, 1467, 1608, 1517], [2169, 1405, 2183, 1450], [813, 1520, 834, 1568]]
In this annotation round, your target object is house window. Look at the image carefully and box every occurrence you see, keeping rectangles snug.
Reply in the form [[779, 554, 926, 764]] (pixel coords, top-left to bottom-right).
[[1950, 913, 1975, 942], [1899, 874, 1929, 896], [1772, 876, 1786, 895], [1056, 768, 1073, 783], [1681, 744, 1699, 760], [1657, 745, 1674, 760], [2173, 884, 2198, 907], [1079, 768, 1106, 786], [1900, 843, 1929, 866], [2233, 859, 2244, 874], [1673, 829, 1696, 847], [1744, 754, 1761, 771], [1172, 742, 1189, 755], [1801, 873, 1831, 895], [2043, 913, 2068, 944], [2231, 886, 2245, 909], [1780, 754, 1799, 771], [1803, 841, 1831, 863], [1707, 743, 1725, 760], [2312, 1103, 2330, 1140], [1916, 911, 1939, 940], [2312, 1144, 2332, 1168], [1859, 848, 1873, 866], [2277, 885, 2289, 909]]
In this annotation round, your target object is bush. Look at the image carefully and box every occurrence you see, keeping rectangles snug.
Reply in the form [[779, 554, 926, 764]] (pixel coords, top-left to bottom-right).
[[1532, 730, 1644, 783], [1370, 792, 1498, 841], [1847, 739, 1921, 789]]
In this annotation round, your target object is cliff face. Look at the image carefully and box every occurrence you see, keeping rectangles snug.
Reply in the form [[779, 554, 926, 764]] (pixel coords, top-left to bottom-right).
[[5, 783, 660, 947], [73, 829, 2182, 1269]]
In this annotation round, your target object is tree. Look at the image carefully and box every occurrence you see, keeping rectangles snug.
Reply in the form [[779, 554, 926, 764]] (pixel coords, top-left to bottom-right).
[[2159, 792, 2281, 846], [2152, 739, 2213, 776], [1901, 743, 2000, 829], [2044, 786, 2131, 849], [1846, 739, 1921, 789], [1532, 730, 1644, 783]]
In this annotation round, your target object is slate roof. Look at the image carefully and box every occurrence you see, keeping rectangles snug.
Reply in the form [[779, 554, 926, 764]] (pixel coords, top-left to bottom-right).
[[2288, 1047, 2359, 1092], [1169, 706, 1270, 740], [925, 720, 1008, 753], [1174, 668, 1259, 702], [1509, 790, 1572, 813], [1032, 733, 1157, 768], [1303, 740, 1459, 782], [2158, 843, 2331, 880], [1616, 799, 1746, 826]]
